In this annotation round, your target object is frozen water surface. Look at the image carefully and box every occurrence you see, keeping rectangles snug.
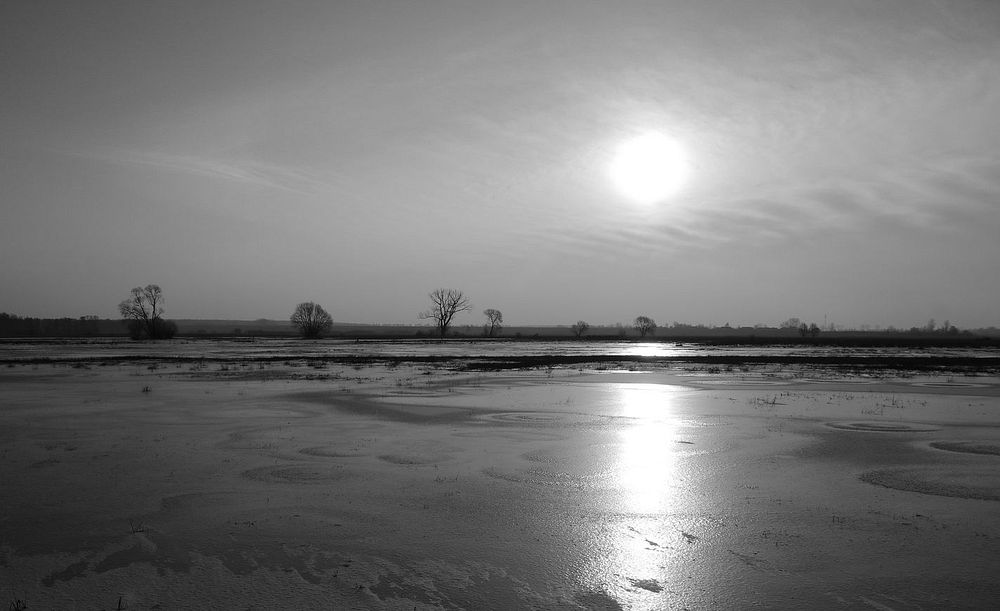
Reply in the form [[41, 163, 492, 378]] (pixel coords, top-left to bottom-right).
[[2, 341, 1000, 608], [3, 337, 998, 362]]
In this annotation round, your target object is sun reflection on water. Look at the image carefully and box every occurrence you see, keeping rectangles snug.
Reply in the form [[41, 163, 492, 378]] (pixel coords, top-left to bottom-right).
[[582, 383, 686, 606], [621, 342, 683, 358], [617, 384, 680, 514]]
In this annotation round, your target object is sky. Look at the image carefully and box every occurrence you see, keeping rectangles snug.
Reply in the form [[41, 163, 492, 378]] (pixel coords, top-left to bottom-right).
[[2, 0, 999, 329]]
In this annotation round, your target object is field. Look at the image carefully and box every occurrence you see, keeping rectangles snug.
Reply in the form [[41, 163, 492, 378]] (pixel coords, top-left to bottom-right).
[[2, 341, 1000, 609]]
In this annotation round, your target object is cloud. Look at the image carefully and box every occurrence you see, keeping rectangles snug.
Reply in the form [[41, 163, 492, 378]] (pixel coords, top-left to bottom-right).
[[62, 147, 339, 196], [533, 149, 1000, 264]]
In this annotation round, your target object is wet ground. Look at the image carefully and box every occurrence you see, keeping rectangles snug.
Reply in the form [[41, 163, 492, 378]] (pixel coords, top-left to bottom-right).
[[2, 356, 1000, 609]]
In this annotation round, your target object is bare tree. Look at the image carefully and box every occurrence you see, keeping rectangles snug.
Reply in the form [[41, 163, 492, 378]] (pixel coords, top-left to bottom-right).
[[571, 320, 589, 338], [483, 308, 503, 337], [634, 315, 657, 337], [118, 284, 176, 339], [291, 302, 333, 339], [419, 289, 472, 337]]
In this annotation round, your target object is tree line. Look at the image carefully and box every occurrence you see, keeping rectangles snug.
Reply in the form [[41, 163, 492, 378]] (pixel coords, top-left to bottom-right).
[[0, 313, 108, 337], [289, 288, 661, 340], [0, 284, 979, 340]]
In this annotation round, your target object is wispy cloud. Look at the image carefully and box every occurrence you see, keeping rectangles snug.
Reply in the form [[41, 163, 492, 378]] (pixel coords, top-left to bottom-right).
[[62, 147, 339, 196], [527, 151, 1000, 262]]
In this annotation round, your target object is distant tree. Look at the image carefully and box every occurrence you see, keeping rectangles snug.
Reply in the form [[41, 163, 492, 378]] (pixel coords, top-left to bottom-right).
[[808, 323, 820, 338], [780, 317, 802, 330], [118, 284, 176, 340], [483, 308, 503, 337], [571, 320, 589, 338], [419, 289, 471, 337], [634, 316, 657, 338], [924, 318, 936, 333], [154, 318, 178, 339], [77, 315, 100, 336], [290, 302, 333, 339], [798, 323, 809, 337]]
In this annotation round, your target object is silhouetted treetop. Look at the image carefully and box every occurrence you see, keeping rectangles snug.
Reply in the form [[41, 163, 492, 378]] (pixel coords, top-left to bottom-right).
[[419, 289, 471, 337], [291, 302, 333, 339]]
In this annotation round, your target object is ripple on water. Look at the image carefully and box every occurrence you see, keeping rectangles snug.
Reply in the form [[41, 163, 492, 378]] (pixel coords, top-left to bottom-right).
[[860, 466, 1000, 500], [483, 466, 592, 488], [912, 381, 989, 389], [241, 464, 349, 484], [299, 446, 365, 458], [691, 379, 791, 386], [377, 453, 450, 465], [521, 450, 563, 464], [477, 411, 608, 427], [826, 421, 940, 433], [929, 441, 1000, 456]]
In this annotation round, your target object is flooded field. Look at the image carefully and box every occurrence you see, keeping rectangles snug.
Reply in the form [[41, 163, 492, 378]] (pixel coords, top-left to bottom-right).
[[2, 337, 998, 362], [2, 340, 1000, 609]]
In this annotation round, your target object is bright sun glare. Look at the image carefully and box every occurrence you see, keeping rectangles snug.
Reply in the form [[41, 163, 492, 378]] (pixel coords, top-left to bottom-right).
[[610, 132, 689, 204]]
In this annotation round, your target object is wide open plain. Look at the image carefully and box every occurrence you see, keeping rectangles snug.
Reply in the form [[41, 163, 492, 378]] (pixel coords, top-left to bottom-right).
[[2, 341, 1000, 609]]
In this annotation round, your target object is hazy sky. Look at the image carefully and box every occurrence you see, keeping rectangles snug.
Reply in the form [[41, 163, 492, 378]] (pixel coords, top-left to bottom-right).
[[3, 0, 999, 328]]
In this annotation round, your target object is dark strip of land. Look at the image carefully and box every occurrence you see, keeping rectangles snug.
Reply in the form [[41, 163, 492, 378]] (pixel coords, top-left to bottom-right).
[[3, 352, 999, 373]]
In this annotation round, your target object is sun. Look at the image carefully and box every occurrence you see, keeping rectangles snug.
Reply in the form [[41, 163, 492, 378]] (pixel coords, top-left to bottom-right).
[[610, 132, 689, 204]]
